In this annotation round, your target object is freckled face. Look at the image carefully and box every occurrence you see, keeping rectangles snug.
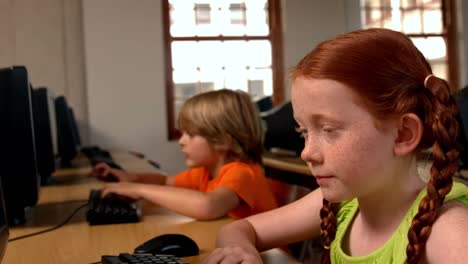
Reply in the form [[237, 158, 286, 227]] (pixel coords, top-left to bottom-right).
[[291, 78, 397, 202]]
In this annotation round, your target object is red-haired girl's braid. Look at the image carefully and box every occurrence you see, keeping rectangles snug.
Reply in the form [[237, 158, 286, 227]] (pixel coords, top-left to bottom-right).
[[320, 199, 338, 264], [406, 76, 460, 263]]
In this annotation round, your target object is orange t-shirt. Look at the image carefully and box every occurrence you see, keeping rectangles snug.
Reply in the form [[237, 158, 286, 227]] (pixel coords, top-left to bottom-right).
[[173, 162, 278, 219]]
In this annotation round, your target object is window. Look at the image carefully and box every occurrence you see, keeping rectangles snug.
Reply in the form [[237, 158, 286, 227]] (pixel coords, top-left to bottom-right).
[[162, 0, 284, 139], [361, 0, 459, 90]]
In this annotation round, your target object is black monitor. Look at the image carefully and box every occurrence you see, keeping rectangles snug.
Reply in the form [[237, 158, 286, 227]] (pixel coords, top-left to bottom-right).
[[0, 180, 9, 262], [255, 96, 273, 113], [262, 102, 304, 156], [456, 87, 468, 170], [31, 87, 57, 185], [55, 95, 79, 167], [0, 66, 40, 225], [69, 107, 82, 147]]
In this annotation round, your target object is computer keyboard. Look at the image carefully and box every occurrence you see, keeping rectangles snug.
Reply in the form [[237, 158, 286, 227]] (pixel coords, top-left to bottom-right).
[[101, 253, 187, 264], [86, 189, 141, 225]]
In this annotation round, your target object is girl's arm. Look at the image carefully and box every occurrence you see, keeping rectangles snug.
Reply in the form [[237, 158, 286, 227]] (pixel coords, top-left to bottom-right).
[[203, 188, 324, 264], [100, 183, 239, 220]]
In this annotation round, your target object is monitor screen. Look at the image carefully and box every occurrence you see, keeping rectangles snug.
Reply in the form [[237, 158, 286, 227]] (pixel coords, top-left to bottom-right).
[[0, 66, 40, 225], [262, 102, 304, 156]]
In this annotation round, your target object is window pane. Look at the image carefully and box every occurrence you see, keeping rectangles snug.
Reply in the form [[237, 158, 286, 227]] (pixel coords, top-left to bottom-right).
[[422, 9, 442, 33], [230, 2, 246, 25], [245, 0, 269, 35], [195, 3, 211, 24], [171, 40, 273, 116], [248, 68, 272, 97], [402, 9, 422, 33], [169, 0, 268, 37], [382, 7, 401, 31], [411, 36, 446, 60], [172, 40, 271, 73], [170, 0, 197, 37], [366, 9, 382, 26], [401, 0, 420, 8], [429, 59, 447, 81], [361, 0, 450, 93], [422, 0, 441, 8], [362, 0, 384, 7]]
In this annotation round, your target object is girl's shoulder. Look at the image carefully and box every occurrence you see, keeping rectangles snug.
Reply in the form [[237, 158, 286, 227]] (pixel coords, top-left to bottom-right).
[[425, 197, 468, 263], [424, 182, 468, 263]]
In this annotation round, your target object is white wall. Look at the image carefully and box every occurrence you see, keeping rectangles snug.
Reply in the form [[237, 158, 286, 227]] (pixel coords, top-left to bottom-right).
[[82, 0, 186, 174], [0, 0, 88, 143], [282, 0, 360, 98], [82, 0, 358, 174]]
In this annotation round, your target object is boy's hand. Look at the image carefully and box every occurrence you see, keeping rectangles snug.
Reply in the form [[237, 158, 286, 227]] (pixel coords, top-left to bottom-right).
[[89, 162, 136, 182], [100, 182, 143, 200], [202, 244, 263, 264]]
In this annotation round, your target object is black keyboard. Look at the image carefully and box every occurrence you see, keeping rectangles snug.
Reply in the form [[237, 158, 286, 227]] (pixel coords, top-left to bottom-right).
[[86, 189, 141, 225], [101, 253, 187, 264]]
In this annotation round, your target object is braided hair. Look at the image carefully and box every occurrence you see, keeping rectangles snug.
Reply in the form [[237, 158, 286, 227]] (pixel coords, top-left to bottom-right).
[[406, 75, 459, 263], [290, 28, 460, 263]]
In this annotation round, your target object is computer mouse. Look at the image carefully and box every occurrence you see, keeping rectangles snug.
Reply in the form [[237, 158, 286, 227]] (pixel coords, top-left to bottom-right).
[[134, 233, 199, 257]]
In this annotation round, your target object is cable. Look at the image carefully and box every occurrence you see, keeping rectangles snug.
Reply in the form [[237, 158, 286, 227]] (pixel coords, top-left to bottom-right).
[[8, 202, 88, 242]]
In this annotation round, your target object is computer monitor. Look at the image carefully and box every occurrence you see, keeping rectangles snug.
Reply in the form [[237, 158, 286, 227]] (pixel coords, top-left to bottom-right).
[[0, 66, 40, 225], [55, 95, 79, 167], [31, 87, 57, 185], [456, 87, 468, 169], [262, 102, 304, 156], [255, 96, 273, 113], [0, 180, 9, 262], [69, 107, 82, 147]]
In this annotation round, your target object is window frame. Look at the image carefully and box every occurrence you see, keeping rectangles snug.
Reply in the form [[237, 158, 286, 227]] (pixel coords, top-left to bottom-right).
[[361, 0, 459, 90], [161, 0, 284, 140]]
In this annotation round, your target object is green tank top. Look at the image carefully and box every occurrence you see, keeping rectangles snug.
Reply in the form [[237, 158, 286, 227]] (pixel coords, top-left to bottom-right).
[[330, 182, 468, 264]]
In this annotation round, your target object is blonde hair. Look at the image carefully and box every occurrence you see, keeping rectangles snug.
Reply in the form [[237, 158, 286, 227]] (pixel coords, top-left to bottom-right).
[[178, 89, 264, 164]]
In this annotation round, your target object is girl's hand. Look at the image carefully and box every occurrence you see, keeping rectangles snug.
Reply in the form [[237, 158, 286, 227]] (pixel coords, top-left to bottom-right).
[[100, 182, 144, 200], [202, 244, 263, 264], [89, 162, 136, 182]]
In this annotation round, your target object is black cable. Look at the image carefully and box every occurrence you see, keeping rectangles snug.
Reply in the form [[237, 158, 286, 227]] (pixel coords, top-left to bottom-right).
[[88, 262, 102, 264], [8, 202, 88, 242]]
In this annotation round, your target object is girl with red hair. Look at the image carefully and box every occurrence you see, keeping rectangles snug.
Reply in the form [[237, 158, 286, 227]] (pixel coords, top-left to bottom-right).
[[203, 28, 467, 264]]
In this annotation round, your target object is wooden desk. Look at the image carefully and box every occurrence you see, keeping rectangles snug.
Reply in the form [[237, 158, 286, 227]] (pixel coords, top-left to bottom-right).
[[262, 152, 311, 176], [262, 152, 317, 190], [4, 153, 300, 264]]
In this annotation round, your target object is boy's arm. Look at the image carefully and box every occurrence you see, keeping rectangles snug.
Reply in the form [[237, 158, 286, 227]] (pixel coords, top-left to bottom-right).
[[101, 183, 239, 220], [133, 173, 175, 186], [90, 162, 174, 185]]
